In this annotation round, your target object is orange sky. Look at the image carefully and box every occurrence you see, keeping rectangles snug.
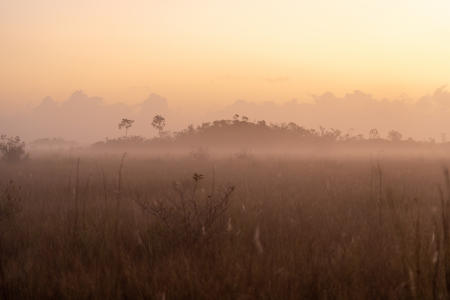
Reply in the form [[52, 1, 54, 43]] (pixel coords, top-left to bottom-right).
[[1, 0, 450, 106]]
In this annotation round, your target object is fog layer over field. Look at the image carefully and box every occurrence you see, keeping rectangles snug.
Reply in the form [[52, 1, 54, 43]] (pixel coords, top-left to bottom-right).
[[3, 87, 450, 143]]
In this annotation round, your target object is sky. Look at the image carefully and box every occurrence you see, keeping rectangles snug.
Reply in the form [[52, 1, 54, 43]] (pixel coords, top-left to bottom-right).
[[2, 1, 450, 143], [1, 0, 450, 108]]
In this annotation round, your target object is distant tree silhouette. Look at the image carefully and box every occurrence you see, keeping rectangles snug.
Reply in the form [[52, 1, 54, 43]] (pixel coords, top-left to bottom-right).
[[242, 116, 249, 122], [257, 120, 267, 127], [369, 128, 379, 140], [118, 118, 134, 137], [95, 116, 434, 150], [387, 130, 402, 142], [152, 114, 166, 136]]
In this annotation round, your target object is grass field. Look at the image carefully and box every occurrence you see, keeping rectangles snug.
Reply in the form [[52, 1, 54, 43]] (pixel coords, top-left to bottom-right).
[[1, 151, 450, 299]]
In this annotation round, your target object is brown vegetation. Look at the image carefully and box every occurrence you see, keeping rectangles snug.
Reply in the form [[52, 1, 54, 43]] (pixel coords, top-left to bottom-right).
[[0, 153, 450, 299]]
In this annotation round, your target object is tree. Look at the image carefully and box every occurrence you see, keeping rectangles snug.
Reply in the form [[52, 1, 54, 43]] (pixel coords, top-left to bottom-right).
[[152, 114, 166, 136], [0, 135, 27, 162], [257, 120, 267, 127], [387, 130, 402, 142], [369, 128, 379, 140], [118, 118, 134, 137]]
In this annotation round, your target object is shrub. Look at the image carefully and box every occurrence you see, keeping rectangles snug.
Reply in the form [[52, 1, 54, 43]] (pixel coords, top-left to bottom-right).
[[0, 135, 27, 163], [135, 173, 235, 249]]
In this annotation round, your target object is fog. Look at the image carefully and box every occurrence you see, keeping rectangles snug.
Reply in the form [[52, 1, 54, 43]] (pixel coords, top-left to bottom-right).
[[2, 87, 450, 144]]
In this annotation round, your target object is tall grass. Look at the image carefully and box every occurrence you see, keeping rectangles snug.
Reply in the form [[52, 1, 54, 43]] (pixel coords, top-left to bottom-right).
[[0, 154, 449, 299]]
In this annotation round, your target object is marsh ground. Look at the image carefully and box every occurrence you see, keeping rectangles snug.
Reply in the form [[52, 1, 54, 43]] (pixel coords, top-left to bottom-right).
[[0, 151, 449, 299]]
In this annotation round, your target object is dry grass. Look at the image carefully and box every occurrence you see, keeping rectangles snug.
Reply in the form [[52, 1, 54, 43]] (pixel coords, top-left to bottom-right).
[[0, 153, 450, 299]]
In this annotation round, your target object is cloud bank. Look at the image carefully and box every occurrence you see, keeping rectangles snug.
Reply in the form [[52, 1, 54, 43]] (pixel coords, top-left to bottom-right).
[[2, 87, 450, 143]]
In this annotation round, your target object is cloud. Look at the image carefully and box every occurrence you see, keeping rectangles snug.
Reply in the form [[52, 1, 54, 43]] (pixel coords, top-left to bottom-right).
[[2, 87, 450, 143], [210, 88, 450, 140], [139, 93, 169, 115]]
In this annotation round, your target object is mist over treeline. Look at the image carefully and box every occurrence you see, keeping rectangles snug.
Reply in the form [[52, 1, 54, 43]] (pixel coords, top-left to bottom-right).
[[2, 87, 450, 143]]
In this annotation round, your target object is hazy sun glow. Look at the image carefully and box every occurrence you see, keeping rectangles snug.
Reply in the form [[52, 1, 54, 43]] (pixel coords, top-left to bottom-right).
[[1, 0, 450, 105]]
